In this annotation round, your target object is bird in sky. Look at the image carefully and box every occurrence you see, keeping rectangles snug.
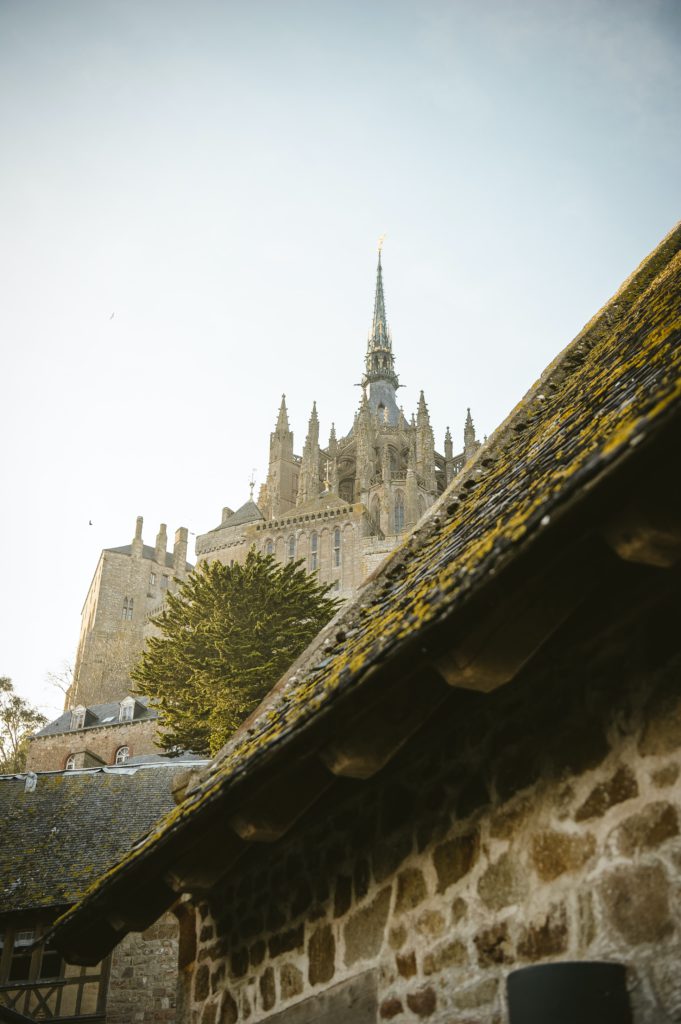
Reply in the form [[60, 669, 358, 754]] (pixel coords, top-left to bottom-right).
[[109, 312, 115, 320], [89, 520, 93, 526]]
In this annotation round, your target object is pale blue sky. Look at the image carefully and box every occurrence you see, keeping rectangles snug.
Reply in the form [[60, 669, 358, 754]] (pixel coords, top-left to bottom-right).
[[1, 0, 679, 715]]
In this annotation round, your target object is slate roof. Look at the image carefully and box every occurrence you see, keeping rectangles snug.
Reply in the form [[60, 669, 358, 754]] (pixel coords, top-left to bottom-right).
[[0, 764, 197, 914], [105, 543, 193, 571], [50, 222, 681, 957], [35, 697, 157, 738], [209, 500, 264, 533]]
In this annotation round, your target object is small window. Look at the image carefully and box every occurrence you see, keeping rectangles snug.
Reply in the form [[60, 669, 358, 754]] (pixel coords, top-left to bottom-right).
[[38, 935, 63, 980], [115, 745, 129, 765], [71, 707, 85, 731], [310, 532, 318, 571], [122, 597, 133, 621], [149, 572, 156, 586], [333, 527, 341, 567], [288, 535, 296, 562], [119, 698, 134, 723], [8, 930, 34, 982], [65, 754, 76, 770], [265, 539, 274, 556], [394, 491, 405, 532]]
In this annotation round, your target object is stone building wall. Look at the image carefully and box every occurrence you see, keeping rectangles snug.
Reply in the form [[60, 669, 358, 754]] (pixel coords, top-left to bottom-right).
[[181, 604, 681, 1023], [26, 718, 160, 772], [107, 912, 179, 1024]]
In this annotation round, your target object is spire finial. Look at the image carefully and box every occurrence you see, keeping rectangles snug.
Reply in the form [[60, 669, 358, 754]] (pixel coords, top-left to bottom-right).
[[362, 241, 399, 391], [249, 469, 256, 500]]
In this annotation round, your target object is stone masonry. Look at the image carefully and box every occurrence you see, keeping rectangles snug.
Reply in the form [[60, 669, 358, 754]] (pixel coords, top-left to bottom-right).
[[179, 595, 681, 1023], [26, 716, 160, 772], [107, 913, 180, 1024]]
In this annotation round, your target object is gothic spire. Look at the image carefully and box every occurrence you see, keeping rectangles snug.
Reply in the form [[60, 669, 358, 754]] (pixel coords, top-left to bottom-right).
[[275, 394, 290, 434], [362, 247, 399, 391]]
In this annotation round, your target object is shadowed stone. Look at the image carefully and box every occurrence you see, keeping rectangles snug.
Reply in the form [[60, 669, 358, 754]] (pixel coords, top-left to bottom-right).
[[423, 939, 467, 975], [451, 897, 467, 923], [433, 829, 479, 892], [260, 967, 276, 1011], [517, 902, 568, 961], [531, 829, 595, 881], [611, 802, 679, 855], [344, 887, 392, 966], [195, 964, 210, 1001], [574, 765, 638, 821], [308, 923, 335, 985], [396, 951, 416, 978], [280, 963, 304, 1000], [477, 852, 529, 909], [380, 996, 404, 1019], [201, 1001, 217, 1024], [651, 762, 680, 788], [395, 868, 427, 912], [218, 992, 238, 1024], [406, 987, 437, 1017], [600, 863, 673, 945], [639, 673, 681, 756], [389, 924, 407, 950], [474, 922, 513, 966]]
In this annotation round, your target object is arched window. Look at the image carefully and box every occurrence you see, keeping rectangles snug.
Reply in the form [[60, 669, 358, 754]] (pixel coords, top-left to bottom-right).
[[310, 532, 318, 571], [288, 535, 296, 562], [265, 539, 274, 556], [65, 755, 76, 771], [333, 527, 341, 567], [122, 597, 133, 621], [115, 746, 129, 765], [394, 491, 405, 533]]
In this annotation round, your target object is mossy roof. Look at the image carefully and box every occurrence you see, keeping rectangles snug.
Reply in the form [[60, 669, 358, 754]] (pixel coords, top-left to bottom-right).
[[52, 221, 681, 945], [0, 765, 186, 914]]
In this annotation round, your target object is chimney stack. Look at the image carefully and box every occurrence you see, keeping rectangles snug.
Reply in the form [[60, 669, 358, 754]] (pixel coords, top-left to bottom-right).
[[132, 516, 144, 558], [155, 523, 167, 565], [173, 527, 188, 576]]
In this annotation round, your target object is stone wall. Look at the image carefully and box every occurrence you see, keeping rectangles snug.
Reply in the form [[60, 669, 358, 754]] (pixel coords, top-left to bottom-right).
[[107, 912, 179, 1024], [181, 600, 681, 1023], [26, 717, 161, 772]]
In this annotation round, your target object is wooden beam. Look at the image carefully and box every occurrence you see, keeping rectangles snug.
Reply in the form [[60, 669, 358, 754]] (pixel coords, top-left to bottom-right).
[[603, 500, 681, 568], [432, 541, 606, 692], [164, 821, 247, 895], [228, 757, 332, 842], [319, 670, 447, 779], [101, 876, 176, 932]]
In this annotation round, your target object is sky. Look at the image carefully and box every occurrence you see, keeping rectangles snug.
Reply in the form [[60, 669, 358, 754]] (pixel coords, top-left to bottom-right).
[[1, 0, 679, 718]]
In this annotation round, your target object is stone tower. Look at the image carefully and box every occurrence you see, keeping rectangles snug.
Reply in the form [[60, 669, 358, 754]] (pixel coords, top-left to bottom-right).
[[68, 516, 192, 708], [196, 245, 482, 595]]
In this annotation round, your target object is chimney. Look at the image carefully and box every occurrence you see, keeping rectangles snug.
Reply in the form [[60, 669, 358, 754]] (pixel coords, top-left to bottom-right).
[[155, 523, 168, 565], [222, 507, 234, 524], [132, 516, 144, 558], [173, 527, 188, 576]]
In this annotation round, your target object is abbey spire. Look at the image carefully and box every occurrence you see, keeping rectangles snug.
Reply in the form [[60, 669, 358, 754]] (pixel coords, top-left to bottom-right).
[[361, 245, 401, 424]]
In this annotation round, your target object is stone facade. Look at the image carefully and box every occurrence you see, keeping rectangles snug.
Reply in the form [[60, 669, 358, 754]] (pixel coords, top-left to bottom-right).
[[26, 715, 160, 772], [195, 252, 479, 600], [179, 601, 681, 1023], [69, 517, 192, 708], [107, 913, 180, 1024]]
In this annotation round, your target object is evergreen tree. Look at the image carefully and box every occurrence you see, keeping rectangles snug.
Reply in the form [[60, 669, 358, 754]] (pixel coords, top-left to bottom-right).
[[133, 550, 339, 755], [0, 678, 47, 773]]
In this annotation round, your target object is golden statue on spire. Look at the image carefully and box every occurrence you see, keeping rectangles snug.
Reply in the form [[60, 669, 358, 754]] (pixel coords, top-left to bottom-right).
[[378, 233, 386, 253]]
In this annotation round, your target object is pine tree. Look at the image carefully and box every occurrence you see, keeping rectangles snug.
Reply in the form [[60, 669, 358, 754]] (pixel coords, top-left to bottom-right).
[[133, 550, 339, 755]]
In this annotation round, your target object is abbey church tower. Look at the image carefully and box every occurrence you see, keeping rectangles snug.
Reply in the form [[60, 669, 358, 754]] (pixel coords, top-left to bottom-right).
[[196, 247, 480, 592]]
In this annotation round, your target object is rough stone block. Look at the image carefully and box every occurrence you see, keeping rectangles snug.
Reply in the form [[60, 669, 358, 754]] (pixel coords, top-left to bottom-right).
[[574, 765, 638, 821], [395, 868, 427, 912], [308, 923, 335, 985], [531, 829, 595, 881], [388, 924, 407, 950], [474, 922, 513, 966], [280, 963, 304, 1000], [610, 801, 679, 855], [395, 950, 417, 978], [516, 902, 568, 961], [415, 909, 445, 938], [334, 875, 352, 918], [433, 829, 479, 892], [218, 992, 238, 1024], [406, 987, 437, 1017], [379, 996, 404, 1019], [422, 938, 467, 975], [477, 852, 529, 910], [195, 964, 210, 1002], [600, 862, 673, 945], [651, 762, 680, 788], [452, 977, 498, 1009], [260, 966, 276, 1011], [344, 887, 392, 965]]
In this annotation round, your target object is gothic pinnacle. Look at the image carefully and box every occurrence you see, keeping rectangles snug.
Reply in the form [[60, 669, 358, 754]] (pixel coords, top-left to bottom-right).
[[362, 246, 399, 391], [275, 394, 290, 433]]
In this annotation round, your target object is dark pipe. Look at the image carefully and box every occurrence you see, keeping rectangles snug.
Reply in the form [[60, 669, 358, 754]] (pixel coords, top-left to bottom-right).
[[507, 961, 632, 1024]]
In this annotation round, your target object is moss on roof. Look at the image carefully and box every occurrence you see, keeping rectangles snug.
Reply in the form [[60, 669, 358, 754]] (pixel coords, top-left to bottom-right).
[[0, 766, 185, 913], [53, 222, 681, 938]]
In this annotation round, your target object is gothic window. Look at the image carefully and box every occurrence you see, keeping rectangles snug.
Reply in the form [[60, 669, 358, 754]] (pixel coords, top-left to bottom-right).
[[333, 527, 341, 567], [122, 597, 133, 621], [149, 572, 156, 586], [310, 532, 318, 571], [115, 745, 129, 765], [65, 754, 76, 770], [119, 697, 135, 723], [71, 707, 85, 731], [265, 539, 274, 555], [394, 491, 405, 533], [288, 535, 296, 562]]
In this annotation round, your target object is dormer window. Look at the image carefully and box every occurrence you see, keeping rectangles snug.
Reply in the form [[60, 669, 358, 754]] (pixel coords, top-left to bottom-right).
[[71, 707, 86, 731], [119, 697, 135, 723], [115, 745, 129, 765]]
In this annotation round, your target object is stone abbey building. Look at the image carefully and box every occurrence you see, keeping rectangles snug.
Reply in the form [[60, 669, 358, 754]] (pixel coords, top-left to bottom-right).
[[66, 251, 478, 712], [195, 250, 479, 596]]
